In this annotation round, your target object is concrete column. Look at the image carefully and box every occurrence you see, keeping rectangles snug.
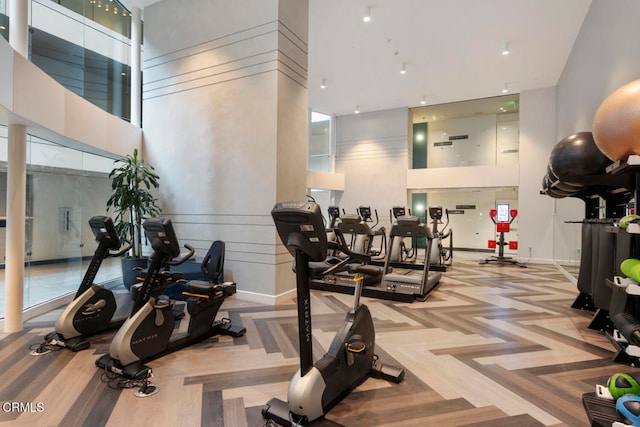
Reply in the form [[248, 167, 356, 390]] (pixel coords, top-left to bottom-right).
[[8, 0, 28, 57], [142, 0, 308, 304], [4, 125, 27, 333], [130, 7, 142, 127], [5, 0, 29, 332]]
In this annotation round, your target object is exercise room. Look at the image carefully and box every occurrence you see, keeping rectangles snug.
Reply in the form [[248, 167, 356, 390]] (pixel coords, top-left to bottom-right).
[[1, 0, 639, 426]]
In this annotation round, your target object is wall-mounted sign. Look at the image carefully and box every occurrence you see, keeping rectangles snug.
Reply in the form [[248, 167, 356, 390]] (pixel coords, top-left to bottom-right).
[[448, 209, 465, 214], [456, 205, 476, 209], [434, 141, 453, 147], [449, 134, 469, 140]]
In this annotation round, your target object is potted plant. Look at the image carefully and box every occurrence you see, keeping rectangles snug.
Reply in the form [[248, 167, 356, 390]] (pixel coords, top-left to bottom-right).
[[107, 148, 161, 289]]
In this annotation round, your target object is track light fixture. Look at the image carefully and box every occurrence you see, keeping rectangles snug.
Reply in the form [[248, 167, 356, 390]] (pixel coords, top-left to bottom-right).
[[355, 105, 360, 114], [502, 41, 510, 56], [420, 95, 427, 105], [320, 78, 326, 89], [400, 63, 406, 75], [363, 7, 371, 22], [502, 83, 509, 93]]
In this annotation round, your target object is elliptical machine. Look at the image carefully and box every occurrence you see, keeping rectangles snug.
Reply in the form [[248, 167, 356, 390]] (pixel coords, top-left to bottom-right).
[[387, 206, 416, 263], [357, 206, 386, 257], [263, 201, 404, 426], [428, 206, 453, 272], [32, 216, 134, 354], [96, 217, 245, 387]]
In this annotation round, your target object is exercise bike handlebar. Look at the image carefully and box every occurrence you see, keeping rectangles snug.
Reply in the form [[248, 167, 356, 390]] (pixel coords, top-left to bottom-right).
[[166, 244, 196, 266], [108, 240, 134, 258]]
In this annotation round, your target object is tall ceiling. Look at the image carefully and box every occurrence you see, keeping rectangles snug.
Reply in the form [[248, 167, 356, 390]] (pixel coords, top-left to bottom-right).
[[123, 0, 592, 116]]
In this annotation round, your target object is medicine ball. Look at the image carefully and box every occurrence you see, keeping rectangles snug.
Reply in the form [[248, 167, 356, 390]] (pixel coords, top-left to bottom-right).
[[616, 394, 640, 426], [608, 372, 640, 399], [593, 79, 640, 161]]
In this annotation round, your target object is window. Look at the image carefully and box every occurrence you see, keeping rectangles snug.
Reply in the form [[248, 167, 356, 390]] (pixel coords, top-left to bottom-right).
[[309, 111, 333, 172]]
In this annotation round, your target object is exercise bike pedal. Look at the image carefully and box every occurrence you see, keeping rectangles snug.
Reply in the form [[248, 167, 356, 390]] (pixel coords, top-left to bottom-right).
[[68, 339, 91, 352], [262, 399, 345, 427], [212, 318, 246, 338], [370, 357, 405, 384]]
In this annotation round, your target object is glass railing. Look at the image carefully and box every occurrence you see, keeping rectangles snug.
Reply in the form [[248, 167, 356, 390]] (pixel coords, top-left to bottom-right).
[[30, 27, 132, 121], [54, 0, 132, 38], [0, 10, 7, 42], [411, 95, 520, 169]]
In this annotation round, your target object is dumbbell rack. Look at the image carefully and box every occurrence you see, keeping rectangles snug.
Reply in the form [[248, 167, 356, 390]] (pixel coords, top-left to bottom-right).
[[583, 155, 640, 427]]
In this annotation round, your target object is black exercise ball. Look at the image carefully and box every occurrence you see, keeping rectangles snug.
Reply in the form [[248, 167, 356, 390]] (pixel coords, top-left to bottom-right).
[[546, 186, 575, 199], [549, 131, 612, 180], [545, 165, 584, 192]]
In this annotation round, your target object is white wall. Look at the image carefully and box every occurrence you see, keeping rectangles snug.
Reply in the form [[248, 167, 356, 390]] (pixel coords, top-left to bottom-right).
[[557, 0, 640, 141], [518, 87, 558, 263], [551, 0, 640, 264], [335, 108, 410, 231]]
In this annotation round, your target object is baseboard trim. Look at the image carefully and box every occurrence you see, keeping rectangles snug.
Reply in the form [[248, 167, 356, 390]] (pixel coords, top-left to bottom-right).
[[236, 287, 296, 305]]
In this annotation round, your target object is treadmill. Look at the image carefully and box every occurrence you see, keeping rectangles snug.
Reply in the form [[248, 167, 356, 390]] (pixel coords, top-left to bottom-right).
[[378, 215, 441, 300], [311, 215, 441, 302]]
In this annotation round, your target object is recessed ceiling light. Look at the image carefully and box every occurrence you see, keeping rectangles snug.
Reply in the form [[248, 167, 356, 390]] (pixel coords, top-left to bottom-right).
[[502, 41, 510, 56], [363, 7, 371, 22]]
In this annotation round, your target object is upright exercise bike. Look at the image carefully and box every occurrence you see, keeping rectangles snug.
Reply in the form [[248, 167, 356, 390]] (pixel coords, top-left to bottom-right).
[[263, 201, 404, 426], [96, 217, 245, 385], [32, 216, 134, 354]]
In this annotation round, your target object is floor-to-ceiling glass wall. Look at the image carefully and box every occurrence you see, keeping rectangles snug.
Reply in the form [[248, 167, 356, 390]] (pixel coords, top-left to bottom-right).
[[409, 187, 520, 255], [0, 128, 117, 318], [409, 95, 521, 256], [0, 1, 135, 318]]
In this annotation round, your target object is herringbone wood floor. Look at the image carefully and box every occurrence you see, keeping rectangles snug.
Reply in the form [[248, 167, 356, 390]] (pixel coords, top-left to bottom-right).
[[0, 260, 621, 426]]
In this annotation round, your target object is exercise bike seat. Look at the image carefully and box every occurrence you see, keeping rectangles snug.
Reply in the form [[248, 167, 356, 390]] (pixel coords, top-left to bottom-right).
[[184, 281, 237, 298]]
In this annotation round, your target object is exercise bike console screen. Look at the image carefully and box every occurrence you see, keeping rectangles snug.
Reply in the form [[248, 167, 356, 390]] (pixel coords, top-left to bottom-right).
[[271, 201, 328, 262], [496, 203, 510, 223], [89, 216, 121, 250], [143, 218, 181, 258]]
